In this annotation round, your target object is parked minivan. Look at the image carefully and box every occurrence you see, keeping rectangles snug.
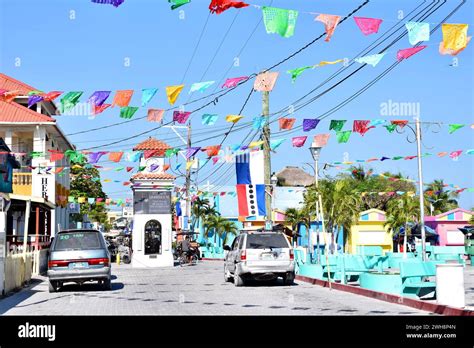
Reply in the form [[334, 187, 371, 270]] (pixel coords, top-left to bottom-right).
[[47, 229, 111, 292], [223, 231, 295, 286]]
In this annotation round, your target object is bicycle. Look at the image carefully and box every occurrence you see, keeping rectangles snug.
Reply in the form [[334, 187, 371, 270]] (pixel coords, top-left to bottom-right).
[[179, 250, 199, 267]]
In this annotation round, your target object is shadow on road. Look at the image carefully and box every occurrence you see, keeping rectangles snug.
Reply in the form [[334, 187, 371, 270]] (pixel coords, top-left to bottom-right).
[[58, 281, 124, 292]]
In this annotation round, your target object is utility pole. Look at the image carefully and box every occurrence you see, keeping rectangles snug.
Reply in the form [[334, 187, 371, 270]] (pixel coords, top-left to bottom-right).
[[415, 117, 427, 261], [186, 122, 192, 231], [262, 90, 272, 231]]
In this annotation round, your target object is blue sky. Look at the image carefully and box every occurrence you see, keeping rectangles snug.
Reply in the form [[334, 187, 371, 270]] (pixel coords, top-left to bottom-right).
[[1, 0, 473, 209]]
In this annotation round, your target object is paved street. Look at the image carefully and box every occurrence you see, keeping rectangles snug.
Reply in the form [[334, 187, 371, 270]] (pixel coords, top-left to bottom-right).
[[0, 261, 431, 315]]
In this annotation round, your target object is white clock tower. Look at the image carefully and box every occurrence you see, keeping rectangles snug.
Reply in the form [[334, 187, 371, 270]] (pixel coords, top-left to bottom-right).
[[130, 137, 175, 268]]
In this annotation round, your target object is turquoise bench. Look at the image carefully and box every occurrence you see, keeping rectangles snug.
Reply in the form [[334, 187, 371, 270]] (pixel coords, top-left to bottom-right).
[[400, 260, 438, 299], [356, 245, 384, 256], [320, 255, 339, 280], [432, 246, 466, 264], [338, 255, 369, 283], [415, 245, 434, 260], [386, 252, 415, 268]]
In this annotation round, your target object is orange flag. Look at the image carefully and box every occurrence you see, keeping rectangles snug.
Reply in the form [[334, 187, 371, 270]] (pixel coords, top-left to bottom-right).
[[279, 117, 296, 130], [316, 14, 341, 42], [147, 109, 165, 122], [112, 90, 133, 107], [109, 152, 124, 162]]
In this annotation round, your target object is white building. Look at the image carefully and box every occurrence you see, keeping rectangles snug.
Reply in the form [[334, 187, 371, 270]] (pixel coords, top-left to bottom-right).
[[0, 73, 75, 248]]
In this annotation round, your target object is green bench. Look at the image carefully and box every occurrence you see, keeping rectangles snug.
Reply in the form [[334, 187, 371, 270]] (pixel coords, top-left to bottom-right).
[[356, 245, 384, 256], [432, 246, 466, 264], [415, 244, 434, 260], [400, 260, 438, 299], [320, 255, 339, 281]]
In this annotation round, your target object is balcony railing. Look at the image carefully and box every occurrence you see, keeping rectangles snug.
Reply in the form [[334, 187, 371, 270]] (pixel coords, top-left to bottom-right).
[[12, 173, 32, 196]]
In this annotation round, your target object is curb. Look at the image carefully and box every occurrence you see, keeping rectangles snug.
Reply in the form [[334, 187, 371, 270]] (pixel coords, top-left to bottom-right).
[[201, 258, 224, 261], [295, 274, 474, 316]]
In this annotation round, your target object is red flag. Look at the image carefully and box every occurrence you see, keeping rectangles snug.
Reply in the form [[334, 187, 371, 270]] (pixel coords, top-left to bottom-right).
[[209, 0, 249, 14], [126, 167, 134, 172], [353, 120, 374, 136], [43, 91, 63, 102], [391, 120, 408, 128], [279, 118, 296, 130], [48, 150, 64, 162], [92, 103, 111, 115]]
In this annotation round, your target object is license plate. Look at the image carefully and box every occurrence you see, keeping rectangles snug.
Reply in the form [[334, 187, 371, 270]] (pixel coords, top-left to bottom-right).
[[70, 262, 88, 269], [261, 253, 275, 260]]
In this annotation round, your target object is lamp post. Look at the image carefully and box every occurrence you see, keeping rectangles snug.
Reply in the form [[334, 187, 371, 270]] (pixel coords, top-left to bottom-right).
[[267, 174, 278, 231], [309, 142, 325, 264]]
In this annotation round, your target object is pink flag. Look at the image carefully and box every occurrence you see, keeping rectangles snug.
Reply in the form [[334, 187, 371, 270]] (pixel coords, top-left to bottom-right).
[[292, 136, 308, 147], [173, 111, 191, 124], [212, 157, 219, 164], [397, 46, 427, 61], [315, 14, 341, 42], [221, 76, 248, 89], [148, 109, 165, 122], [353, 17, 383, 35], [313, 134, 330, 147], [449, 150, 462, 159], [253, 71, 279, 92]]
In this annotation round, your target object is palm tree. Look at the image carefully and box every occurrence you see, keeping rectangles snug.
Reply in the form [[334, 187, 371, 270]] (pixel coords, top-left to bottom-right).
[[203, 215, 238, 247], [385, 194, 420, 257], [284, 208, 304, 241], [424, 179, 459, 215], [191, 197, 211, 231], [307, 178, 361, 254]]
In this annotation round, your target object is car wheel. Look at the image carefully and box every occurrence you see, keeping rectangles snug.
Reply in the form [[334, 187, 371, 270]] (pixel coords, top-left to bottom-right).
[[234, 270, 245, 287], [48, 280, 57, 293], [283, 272, 295, 285], [102, 277, 112, 291], [224, 265, 233, 282]]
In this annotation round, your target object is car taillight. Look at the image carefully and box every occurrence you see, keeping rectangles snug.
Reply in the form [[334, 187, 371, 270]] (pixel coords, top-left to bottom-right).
[[48, 260, 69, 268], [88, 258, 110, 266], [240, 250, 246, 261], [289, 249, 294, 260]]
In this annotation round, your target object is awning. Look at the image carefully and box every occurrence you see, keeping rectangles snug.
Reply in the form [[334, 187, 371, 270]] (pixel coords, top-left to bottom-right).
[[394, 223, 437, 238], [9, 194, 55, 209]]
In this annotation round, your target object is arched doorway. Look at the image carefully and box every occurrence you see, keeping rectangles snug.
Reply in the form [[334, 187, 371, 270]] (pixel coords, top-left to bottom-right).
[[144, 220, 162, 255]]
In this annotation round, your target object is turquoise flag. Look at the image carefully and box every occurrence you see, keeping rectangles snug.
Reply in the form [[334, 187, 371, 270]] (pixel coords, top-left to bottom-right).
[[142, 88, 158, 106], [202, 113, 219, 125]]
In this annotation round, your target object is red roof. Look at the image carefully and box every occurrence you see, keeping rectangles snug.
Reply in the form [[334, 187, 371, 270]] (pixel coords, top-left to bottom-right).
[[0, 73, 36, 95], [0, 73, 55, 123], [133, 137, 172, 151], [0, 99, 55, 123], [131, 173, 175, 180]]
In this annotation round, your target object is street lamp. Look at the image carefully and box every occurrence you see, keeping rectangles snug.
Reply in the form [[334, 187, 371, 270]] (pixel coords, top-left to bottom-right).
[[309, 143, 325, 263]]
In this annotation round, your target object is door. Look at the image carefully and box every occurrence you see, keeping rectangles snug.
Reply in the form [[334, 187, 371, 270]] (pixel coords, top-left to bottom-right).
[[227, 235, 240, 273]]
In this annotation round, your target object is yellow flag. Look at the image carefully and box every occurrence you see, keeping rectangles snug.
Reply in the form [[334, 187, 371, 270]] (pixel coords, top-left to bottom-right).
[[78, 197, 86, 203], [442, 24, 469, 50], [103, 179, 111, 183], [72, 164, 83, 169], [226, 114, 243, 123], [166, 85, 185, 105], [249, 141, 264, 148], [316, 59, 344, 67], [186, 160, 195, 170]]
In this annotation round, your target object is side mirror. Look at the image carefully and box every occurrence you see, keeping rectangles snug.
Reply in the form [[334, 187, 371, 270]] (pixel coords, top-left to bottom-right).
[[223, 245, 231, 251]]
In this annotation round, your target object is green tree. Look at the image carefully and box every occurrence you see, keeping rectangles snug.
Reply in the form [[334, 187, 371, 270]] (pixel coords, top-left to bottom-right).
[[203, 214, 238, 246], [190, 197, 211, 231], [385, 194, 420, 257], [424, 179, 459, 215], [69, 165, 108, 225], [306, 178, 361, 253]]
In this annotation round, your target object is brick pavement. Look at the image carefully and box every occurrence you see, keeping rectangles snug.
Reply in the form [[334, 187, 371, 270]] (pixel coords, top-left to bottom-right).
[[0, 261, 431, 315]]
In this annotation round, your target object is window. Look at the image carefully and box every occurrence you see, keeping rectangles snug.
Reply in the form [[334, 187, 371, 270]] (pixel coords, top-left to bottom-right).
[[144, 220, 162, 255], [231, 236, 239, 250], [246, 233, 289, 249], [54, 232, 102, 251]]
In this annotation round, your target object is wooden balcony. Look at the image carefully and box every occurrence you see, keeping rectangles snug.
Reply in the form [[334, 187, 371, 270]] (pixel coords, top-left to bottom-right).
[[12, 173, 32, 196]]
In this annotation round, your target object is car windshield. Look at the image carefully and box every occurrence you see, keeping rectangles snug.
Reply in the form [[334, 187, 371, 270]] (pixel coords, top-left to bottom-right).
[[246, 234, 288, 249], [54, 232, 102, 251]]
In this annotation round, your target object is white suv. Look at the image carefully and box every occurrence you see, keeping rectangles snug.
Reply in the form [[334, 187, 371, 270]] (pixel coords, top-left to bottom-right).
[[223, 231, 295, 287]]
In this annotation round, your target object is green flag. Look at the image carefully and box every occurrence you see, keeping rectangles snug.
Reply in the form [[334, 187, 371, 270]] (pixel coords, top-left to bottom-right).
[[262, 6, 298, 38], [448, 124, 465, 134], [169, 0, 190, 10], [392, 156, 403, 160], [330, 120, 346, 132], [165, 148, 180, 158], [384, 124, 397, 133], [60, 91, 83, 113], [336, 130, 351, 143], [120, 106, 139, 119], [287, 66, 313, 83]]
